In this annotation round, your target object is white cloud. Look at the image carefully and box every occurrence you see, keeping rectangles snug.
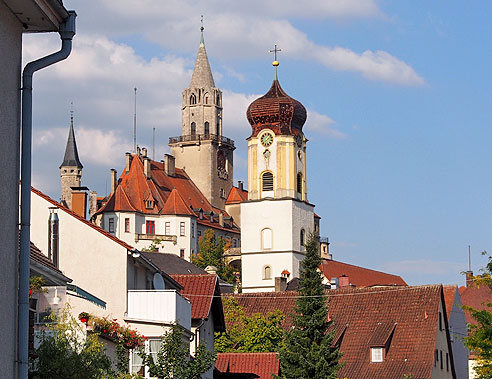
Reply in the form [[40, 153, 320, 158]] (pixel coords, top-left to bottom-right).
[[305, 110, 347, 139]]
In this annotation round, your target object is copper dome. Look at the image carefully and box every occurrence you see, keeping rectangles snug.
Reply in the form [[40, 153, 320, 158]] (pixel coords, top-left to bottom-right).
[[246, 80, 307, 137]]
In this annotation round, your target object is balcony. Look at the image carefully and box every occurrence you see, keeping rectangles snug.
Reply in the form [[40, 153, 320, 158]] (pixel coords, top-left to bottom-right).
[[126, 290, 191, 330], [135, 233, 177, 244], [169, 133, 235, 149]]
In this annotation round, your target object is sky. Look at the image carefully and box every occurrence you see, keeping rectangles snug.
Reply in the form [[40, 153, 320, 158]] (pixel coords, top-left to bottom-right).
[[23, 0, 492, 286]]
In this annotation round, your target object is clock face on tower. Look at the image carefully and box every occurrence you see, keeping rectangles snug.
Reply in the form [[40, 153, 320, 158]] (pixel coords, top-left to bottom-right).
[[260, 132, 274, 147]]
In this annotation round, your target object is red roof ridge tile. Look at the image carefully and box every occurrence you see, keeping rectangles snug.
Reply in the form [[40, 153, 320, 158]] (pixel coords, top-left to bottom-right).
[[31, 186, 134, 251]]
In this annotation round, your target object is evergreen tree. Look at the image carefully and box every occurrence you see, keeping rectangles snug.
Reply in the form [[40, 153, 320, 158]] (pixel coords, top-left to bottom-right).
[[277, 234, 342, 379]]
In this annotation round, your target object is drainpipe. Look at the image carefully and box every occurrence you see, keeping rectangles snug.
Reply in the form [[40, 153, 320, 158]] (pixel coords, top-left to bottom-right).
[[18, 11, 76, 379]]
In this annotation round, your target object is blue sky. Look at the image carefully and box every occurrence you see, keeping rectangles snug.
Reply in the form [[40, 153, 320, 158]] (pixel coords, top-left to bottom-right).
[[24, 1, 492, 285]]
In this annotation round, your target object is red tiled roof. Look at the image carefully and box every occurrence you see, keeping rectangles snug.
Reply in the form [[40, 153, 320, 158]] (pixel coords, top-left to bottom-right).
[[459, 282, 492, 325], [443, 285, 458, 319], [95, 155, 239, 234], [170, 274, 217, 319], [321, 259, 407, 287], [225, 186, 248, 205], [161, 189, 196, 216], [229, 285, 446, 379], [31, 186, 133, 251], [215, 353, 279, 379]]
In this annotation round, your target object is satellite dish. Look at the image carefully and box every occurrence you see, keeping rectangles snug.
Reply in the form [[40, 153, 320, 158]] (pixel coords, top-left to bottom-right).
[[153, 273, 165, 290]]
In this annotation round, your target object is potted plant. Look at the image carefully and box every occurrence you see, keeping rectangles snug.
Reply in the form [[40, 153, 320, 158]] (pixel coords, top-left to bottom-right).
[[29, 276, 47, 309], [78, 312, 90, 324]]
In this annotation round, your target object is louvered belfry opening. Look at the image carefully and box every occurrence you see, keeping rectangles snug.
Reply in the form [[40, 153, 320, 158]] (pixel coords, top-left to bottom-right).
[[262, 172, 274, 191]]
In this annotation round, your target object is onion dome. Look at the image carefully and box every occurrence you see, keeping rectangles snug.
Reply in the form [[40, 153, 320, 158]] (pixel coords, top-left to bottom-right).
[[246, 79, 307, 137]]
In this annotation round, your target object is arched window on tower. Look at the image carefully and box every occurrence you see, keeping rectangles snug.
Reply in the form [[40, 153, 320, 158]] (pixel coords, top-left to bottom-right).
[[300, 228, 305, 248], [216, 121, 220, 136], [216, 93, 220, 106], [262, 172, 274, 192], [204, 94, 209, 104], [263, 265, 272, 280], [190, 93, 197, 105], [261, 228, 273, 250], [297, 172, 303, 194], [204, 122, 210, 136], [191, 122, 196, 136]]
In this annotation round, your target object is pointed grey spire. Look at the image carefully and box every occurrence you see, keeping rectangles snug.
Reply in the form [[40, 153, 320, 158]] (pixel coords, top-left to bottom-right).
[[60, 112, 83, 169], [189, 26, 215, 88]]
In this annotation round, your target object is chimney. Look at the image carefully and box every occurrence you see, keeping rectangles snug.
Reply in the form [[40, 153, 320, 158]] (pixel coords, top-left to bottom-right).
[[142, 147, 148, 157], [88, 190, 98, 218], [238, 180, 243, 191], [466, 271, 474, 287], [339, 274, 350, 288], [164, 154, 175, 176], [71, 190, 88, 219], [137, 146, 141, 157], [219, 213, 224, 227], [125, 152, 132, 173], [275, 277, 287, 292], [48, 208, 59, 267], [110, 169, 117, 194], [144, 158, 150, 179]]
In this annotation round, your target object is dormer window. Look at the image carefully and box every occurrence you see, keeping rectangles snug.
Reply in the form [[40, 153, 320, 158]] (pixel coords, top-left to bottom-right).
[[371, 347, 383, 363], [144, 200, 153, 209]]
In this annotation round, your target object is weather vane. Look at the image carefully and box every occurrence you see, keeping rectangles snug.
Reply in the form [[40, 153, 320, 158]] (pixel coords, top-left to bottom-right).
[[269, 44, 282, 80]]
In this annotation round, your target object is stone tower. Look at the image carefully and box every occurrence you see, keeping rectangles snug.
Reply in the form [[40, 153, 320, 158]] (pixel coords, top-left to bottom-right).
[[60, 111, 83, 209], [240, 59, 315, 293], [169, 27, 234, 210]]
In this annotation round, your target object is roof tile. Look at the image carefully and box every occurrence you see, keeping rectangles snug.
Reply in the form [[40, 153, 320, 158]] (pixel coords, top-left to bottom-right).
[[215, 353, 279, 379]]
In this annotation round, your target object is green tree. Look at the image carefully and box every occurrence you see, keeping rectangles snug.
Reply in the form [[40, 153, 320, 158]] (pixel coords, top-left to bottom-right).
[[29, 307, 114, 379], [277, 234, 342, 379], [141, 324, 215, 379], [192, 229, 235, 283], [215, 297, 285, 353], [464, 252, 492, 379]]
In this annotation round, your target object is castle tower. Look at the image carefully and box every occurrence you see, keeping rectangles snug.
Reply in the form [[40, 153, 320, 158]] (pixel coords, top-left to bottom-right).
[[169, 25, 234, 210], [240, 55, 315, 292], [60, 110, 83, 209]]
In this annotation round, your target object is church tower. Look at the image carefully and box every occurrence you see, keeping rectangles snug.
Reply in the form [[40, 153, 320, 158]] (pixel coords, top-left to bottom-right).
[[60, 110, 83, 209], [240, 56, 315, 293], [169, 25, 234, 210]]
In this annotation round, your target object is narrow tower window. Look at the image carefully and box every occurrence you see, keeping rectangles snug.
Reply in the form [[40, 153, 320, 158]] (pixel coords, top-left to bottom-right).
[[262, 172, 274, 191], [216, 93, 220, 105], [297, 172, 303, 194], [191, 122, 196, 136], [300, 229, 305, 247], [190, 94, 197, 105], [204, 122, 210, 136]]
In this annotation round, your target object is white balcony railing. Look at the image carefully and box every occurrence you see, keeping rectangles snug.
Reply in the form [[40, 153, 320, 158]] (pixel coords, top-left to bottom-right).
[[127, 290, 191, 331]]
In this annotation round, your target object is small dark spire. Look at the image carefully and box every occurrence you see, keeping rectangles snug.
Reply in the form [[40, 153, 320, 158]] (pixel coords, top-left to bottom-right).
[[60, 106, 83, 169]]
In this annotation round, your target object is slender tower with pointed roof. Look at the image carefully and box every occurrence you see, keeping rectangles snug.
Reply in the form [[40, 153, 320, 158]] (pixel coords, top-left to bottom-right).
[[60, 108, 83, 209], [169, 21, 235, 210]]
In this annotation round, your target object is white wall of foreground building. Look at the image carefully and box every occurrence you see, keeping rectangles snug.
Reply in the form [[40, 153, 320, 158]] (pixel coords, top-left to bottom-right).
[[0, 4, 22, 376], [241, 198, 314, 292]]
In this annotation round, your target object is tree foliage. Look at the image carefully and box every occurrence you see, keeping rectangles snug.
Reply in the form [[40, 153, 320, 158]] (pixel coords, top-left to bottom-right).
[[192, 229, 235, 283], [277, 234, 342, 379], [464, 252, 492, 379], [215, 297, 285, 353], [141, 324, 215, 379], [29, 307, 114, 379]]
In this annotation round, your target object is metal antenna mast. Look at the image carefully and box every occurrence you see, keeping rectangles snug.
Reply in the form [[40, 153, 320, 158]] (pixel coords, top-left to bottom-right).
[[152, 127, 156, 160], [133, 87, 137, 153], [468, 245, 472, 272]]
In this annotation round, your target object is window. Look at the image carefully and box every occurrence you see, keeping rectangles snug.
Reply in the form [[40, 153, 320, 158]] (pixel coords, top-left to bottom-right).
[[434, 349, 438, 367], [205, 96, 208, 104], [232, 238, 237, 248], [297, 172, 303, 194], [131, 348, 144, 375], [180, 249, 185, 258], [446, 352, 449, 371], [198, 230, 202, 237], [180, 222, 185, 236], [191, 122, 196, 136], [300, 229, 305, 247], [263, 265, 272, 280], [261, 228, 273, 250], [108, 218, 115, 233], [190, 94, 196, 105], [216, 93, 220, 105], [146, 220, 155, 235], [440, 350, 443, 370], [220, 188, 226, 198], [191, 223, 195, 238], [124, 218, 130, 233], [439, 311, 443, 331], [165, 222, 171, 235], [216, 121, 220, 135], [145, 200, 153, 209], [262, 172, 274, 191], [204, 121, 209, 135], [371, 347, 383, 363]]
